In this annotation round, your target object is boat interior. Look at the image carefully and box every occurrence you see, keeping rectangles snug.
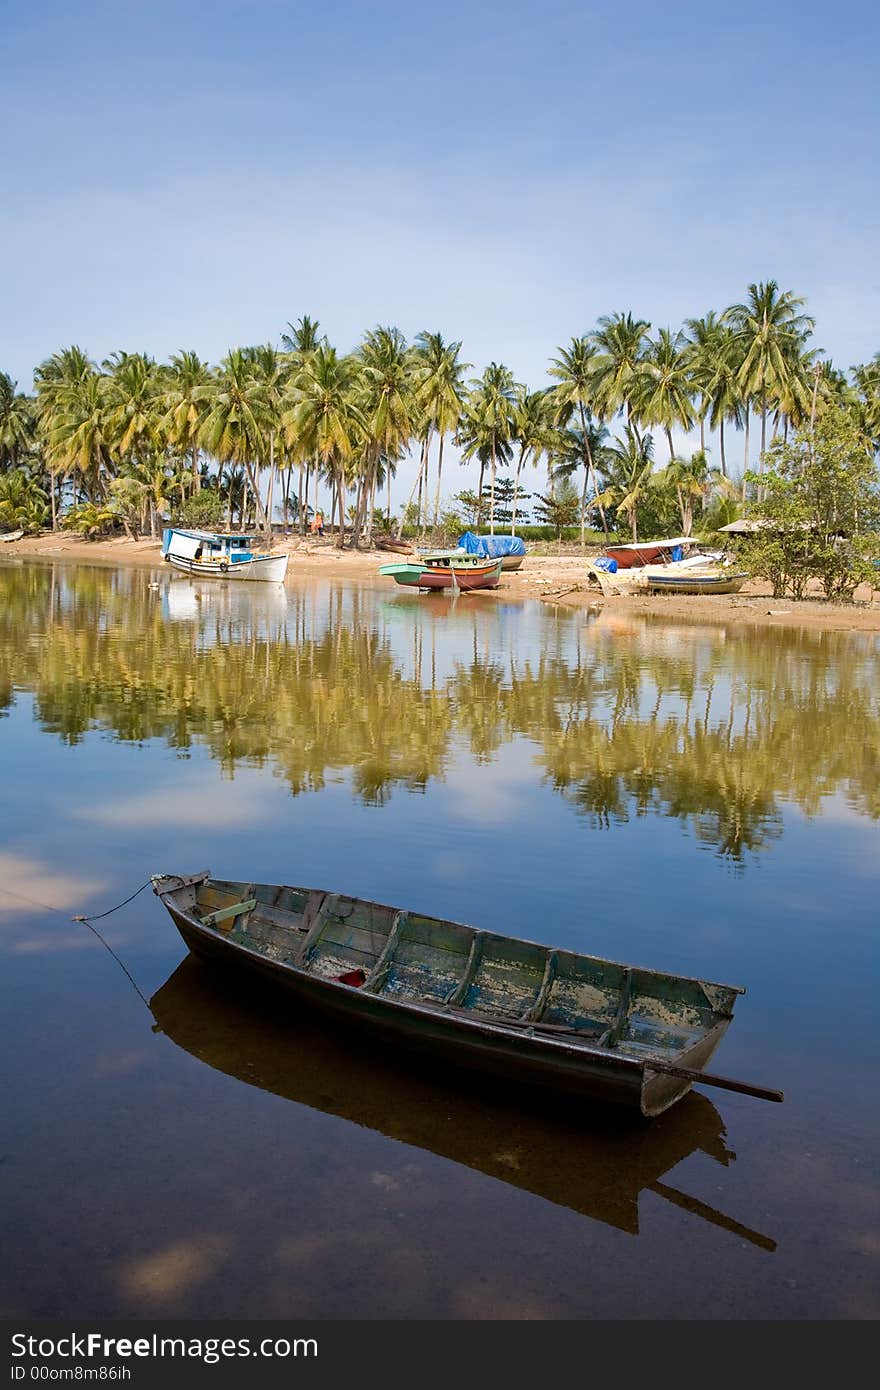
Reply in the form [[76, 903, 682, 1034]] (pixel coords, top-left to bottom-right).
[[178, 878, 738, 1062]]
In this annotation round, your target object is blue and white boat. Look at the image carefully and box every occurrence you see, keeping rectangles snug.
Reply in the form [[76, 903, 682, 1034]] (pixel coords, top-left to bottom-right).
[[161, 529, 289, 583]]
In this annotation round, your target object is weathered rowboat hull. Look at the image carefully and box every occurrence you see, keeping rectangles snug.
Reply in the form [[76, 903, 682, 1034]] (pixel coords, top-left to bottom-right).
[[167, 552, 289, 582], [153, 872, 748, 1117], [644, 571, 748, 595]]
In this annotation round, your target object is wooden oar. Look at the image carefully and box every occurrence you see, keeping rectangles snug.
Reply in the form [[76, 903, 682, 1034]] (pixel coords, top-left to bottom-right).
[[441, 1005, 783, 1103], [649, 1181, 777, 1252], [642, 1059, 783, 1104]]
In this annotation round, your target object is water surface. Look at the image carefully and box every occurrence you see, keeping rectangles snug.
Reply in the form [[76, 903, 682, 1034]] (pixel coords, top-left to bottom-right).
[[1, 559, 877, 1318]]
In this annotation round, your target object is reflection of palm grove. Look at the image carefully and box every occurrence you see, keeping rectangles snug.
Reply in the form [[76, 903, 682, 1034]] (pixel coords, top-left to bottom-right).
[[1, 285, 878, 549], [3, 563, 880, 862]]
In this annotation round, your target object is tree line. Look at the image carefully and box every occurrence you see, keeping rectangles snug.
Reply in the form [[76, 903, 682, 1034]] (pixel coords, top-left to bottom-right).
[[1, 282, 878, 547]]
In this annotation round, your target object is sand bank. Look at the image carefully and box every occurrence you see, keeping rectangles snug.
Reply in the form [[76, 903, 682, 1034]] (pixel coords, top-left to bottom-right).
[[4, 531, 880, 634]]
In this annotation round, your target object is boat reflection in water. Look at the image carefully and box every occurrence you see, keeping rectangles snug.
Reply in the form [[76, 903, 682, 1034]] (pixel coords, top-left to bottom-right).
[[151, 957, 776, 1251]]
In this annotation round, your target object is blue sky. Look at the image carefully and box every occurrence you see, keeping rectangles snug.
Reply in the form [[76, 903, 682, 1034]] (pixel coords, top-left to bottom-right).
[[3, 0, 878, 490]]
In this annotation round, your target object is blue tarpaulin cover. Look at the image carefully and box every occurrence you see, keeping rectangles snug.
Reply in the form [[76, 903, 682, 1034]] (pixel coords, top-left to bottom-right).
[[457, 532, 527, 558]]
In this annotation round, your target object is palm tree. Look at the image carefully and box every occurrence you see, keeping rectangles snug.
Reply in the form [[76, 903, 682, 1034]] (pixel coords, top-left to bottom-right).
[[103, 352, 168, 535], [853, 352, 880, 450], [198, 349, 271, 535], [282, 315, 325, 355], [548, 421, 609, 533], [286, 346, 364, 549], [548, 336, 608, 541], [410, 332, 469, 532], [0, 468, 47, 533], [684, 312, 724, 454], [281, 317, 327, 528], [699, 324, 744, 478], [638, 328, 695, 465], [594, 427, 655, 541], [590, 312, 651, 432], [654, 450, 734, 535], [44, 371, 113, 510], [357, 327, 413, 545], [464, 363, 516, 534], [510, 387, 552, 535], [248, 344, 289, 546], [724, 280, 815, 480], [0, 374, 34, 470], [161, 351, 212, 497], [34, 346, 97, 526]]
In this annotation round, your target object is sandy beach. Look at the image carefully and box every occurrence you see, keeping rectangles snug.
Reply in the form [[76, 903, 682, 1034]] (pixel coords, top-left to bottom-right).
[[5, 530, 880, 633]]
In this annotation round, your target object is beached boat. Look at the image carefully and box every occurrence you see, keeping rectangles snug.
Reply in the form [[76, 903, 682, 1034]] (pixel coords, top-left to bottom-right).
[[161, 528, 288, 582], [1, 529, 24, 543], [603, 538, 698, 570], [379, 550, 502, 592], [152, 871, 782, 1117], [644, 568, 748, 596], [456, 532, 527, 571]]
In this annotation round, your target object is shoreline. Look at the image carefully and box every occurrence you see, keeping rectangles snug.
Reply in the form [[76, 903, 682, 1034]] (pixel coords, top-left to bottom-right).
[[4, 531, 880, 634]]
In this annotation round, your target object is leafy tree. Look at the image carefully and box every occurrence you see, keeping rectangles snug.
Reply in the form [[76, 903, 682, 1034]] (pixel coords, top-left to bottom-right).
[[176, 488, 226, 530], [453, 489, 487, 528], [742, 401, 880, 600], [533, 479, 580, 542]]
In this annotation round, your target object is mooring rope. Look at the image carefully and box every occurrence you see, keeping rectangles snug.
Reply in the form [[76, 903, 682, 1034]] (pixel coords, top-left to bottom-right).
[[0, 878, 154, 1010]]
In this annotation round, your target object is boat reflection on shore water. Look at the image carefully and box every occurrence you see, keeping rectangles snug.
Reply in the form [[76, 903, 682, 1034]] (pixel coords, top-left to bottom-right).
[[151, 956, 776, 1251]]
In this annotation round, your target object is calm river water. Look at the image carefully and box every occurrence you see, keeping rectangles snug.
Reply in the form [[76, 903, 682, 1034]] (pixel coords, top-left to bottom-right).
[[1, 558, 877, 1319]]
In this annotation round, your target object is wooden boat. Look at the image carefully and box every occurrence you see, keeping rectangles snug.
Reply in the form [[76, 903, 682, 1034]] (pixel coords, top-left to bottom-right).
[[152, 871, 782, 1117], [151, 954, 776, 1248], [379, 551, 502, 592], [644, 568, 748, 596], [603, 538, 697, 570], [1, 529, 24, 543], [162, 528, 288, 583], [376, 537, 415, 555]]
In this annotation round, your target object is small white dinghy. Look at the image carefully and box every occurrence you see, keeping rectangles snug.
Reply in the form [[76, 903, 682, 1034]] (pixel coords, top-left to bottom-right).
[[162, 528, 288, 583]]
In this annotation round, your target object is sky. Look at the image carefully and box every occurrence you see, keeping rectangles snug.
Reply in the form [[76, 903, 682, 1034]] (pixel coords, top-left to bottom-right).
[[3, 0, 879, 497]]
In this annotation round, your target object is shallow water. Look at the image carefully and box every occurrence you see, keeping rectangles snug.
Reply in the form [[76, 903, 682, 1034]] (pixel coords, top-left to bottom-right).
[[1, 558, 878, 1319]]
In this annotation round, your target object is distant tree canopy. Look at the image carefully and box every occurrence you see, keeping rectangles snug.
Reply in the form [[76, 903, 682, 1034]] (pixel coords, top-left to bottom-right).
[[1, 285, 878, 552]]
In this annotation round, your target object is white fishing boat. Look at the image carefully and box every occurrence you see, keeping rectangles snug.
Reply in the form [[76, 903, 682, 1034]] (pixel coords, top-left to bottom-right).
[[162, 529, 288, 583]]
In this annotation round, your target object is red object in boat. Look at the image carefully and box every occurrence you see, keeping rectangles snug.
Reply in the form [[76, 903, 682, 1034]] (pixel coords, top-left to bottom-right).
[[336, 968, 367, 987]]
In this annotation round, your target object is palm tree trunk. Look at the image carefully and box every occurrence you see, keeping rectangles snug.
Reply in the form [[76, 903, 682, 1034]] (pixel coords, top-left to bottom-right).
[[265, 435, 276, 549], [336, 470, 346, 549], [489, 443, 496, 536], [192, 445, 200, 493], [719, 418, 727, 476], [397, 437, 429, 540], [742, 412, 750, 501], [432, 432, 445, 530], [578, 402, 607, 540], [50, 473, 57, 531], [513, 447, 524, 537], [665, 426, 676, 464]]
